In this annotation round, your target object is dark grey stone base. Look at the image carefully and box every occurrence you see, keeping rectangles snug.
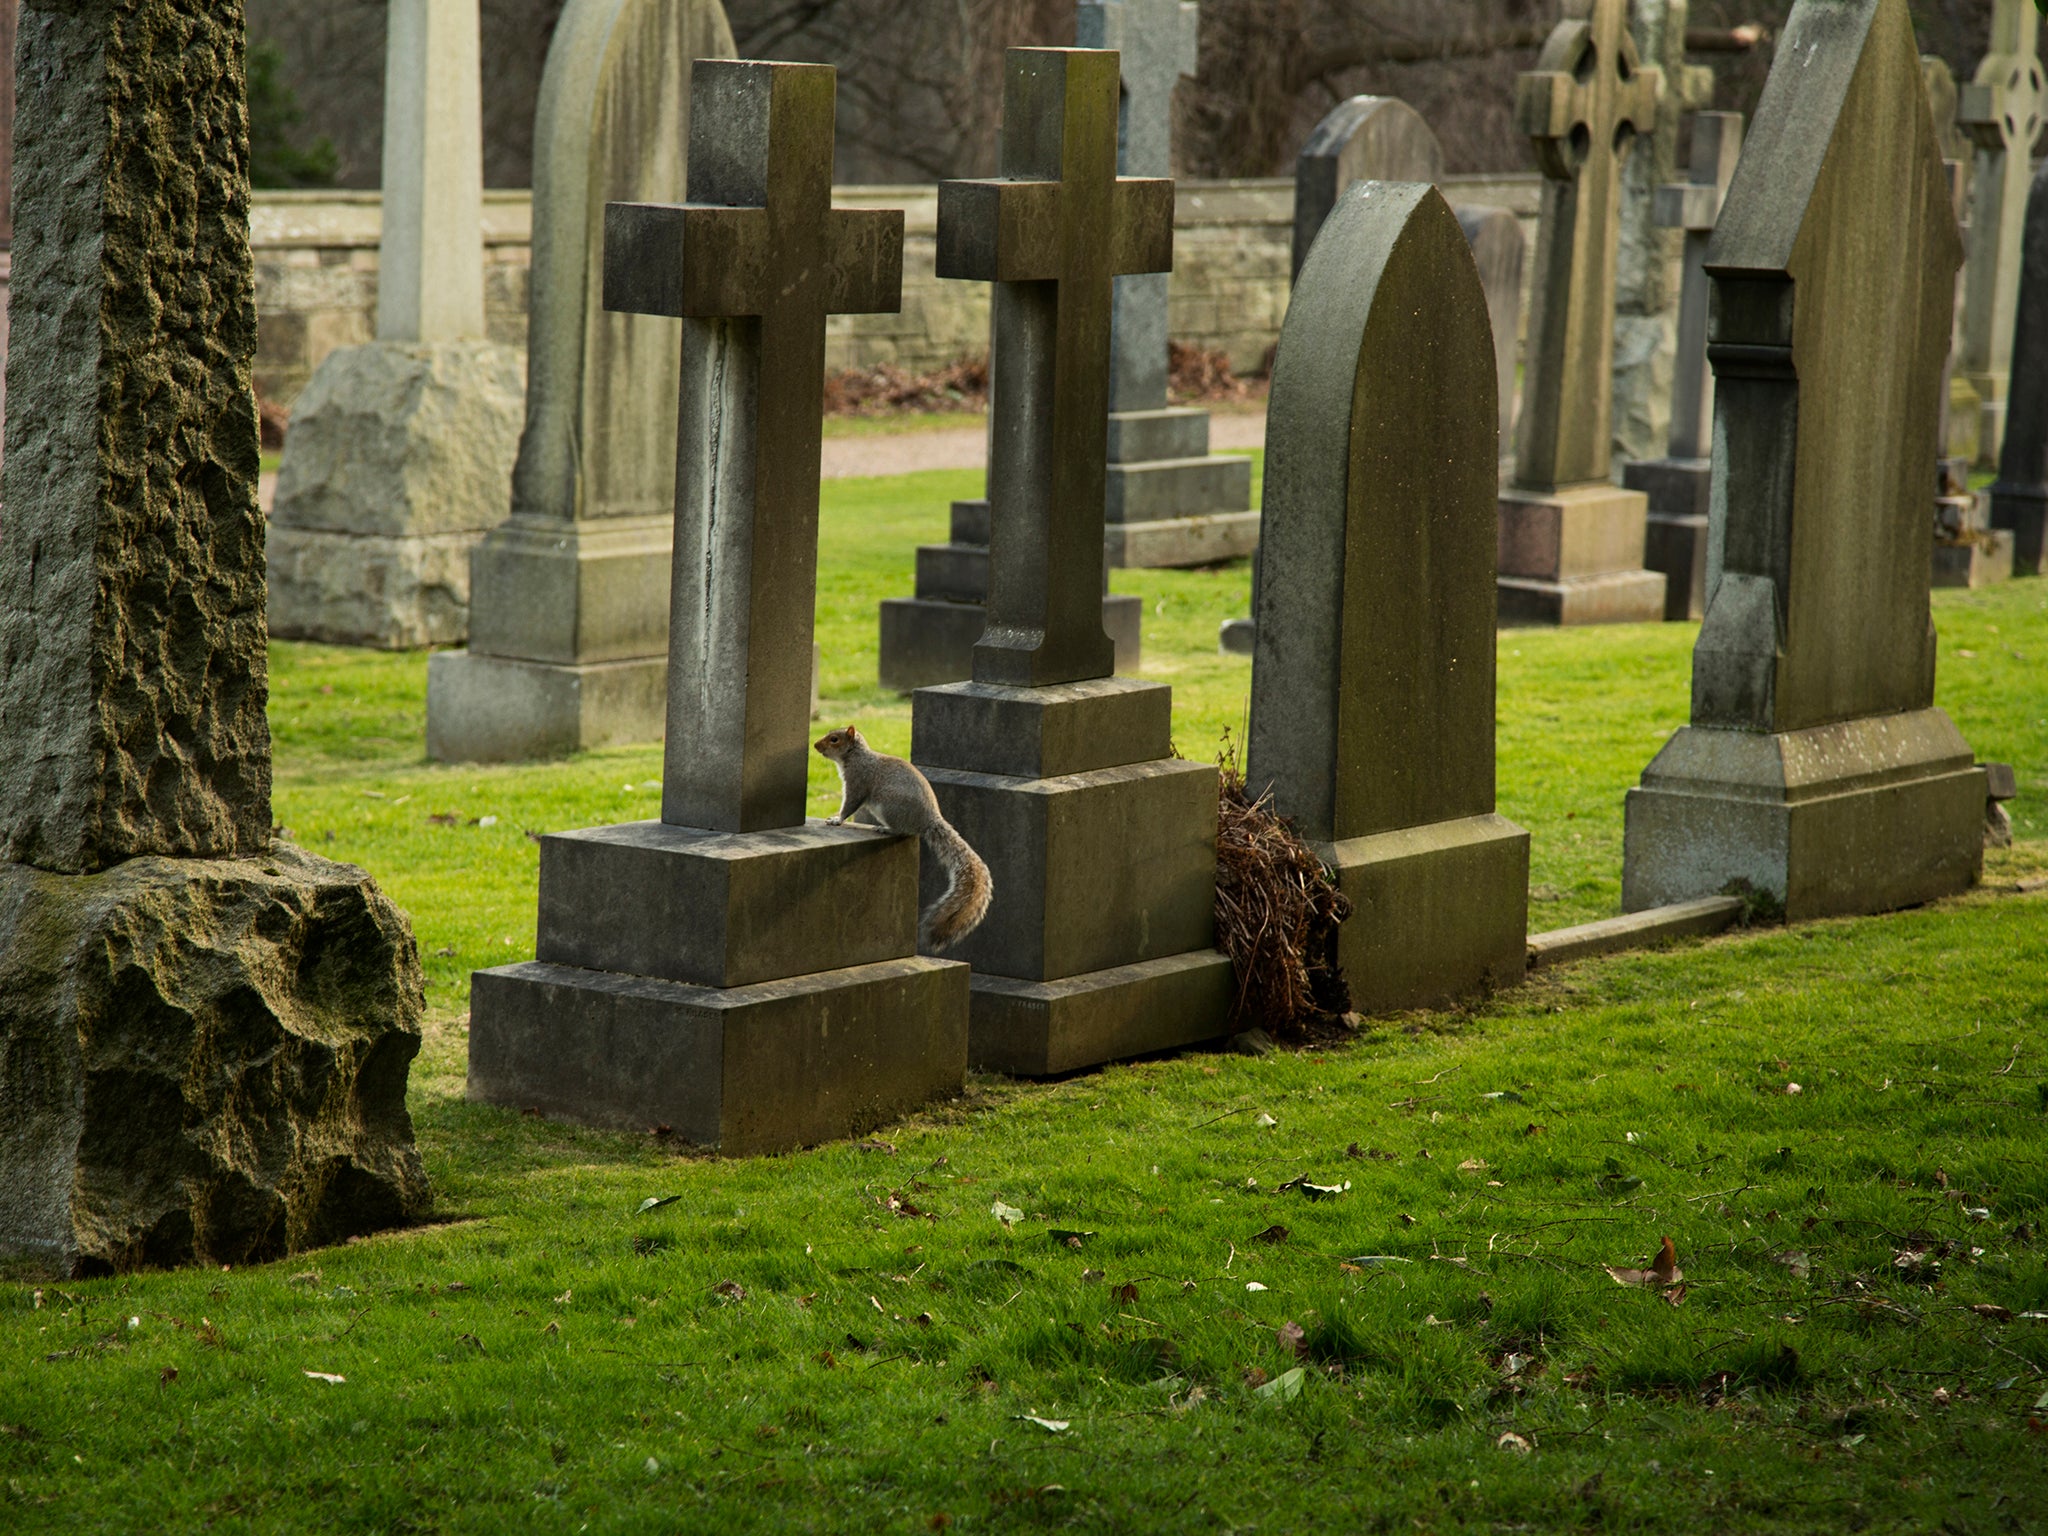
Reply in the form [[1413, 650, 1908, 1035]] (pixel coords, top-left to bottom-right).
[[1318, 813, 1529, 1015], [1218, 617, 1256, 655], [467, 956, 969, 1155], [1622, 709, 1985, 921], [1621, 455, 1712, 518], [911, 677, 1171, 778], [1104, 510, 1262, 568], [1106, 455, 1255, 526], [878, 595, 1141, 692], [425, 648, 668, 763], [967, 950, 1236, 1076], [1988, 481, 2046, 576], [1644, 513, 1710, 620]]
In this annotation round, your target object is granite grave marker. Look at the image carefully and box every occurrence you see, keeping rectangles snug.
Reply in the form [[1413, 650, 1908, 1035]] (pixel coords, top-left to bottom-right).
[[911, 47, 1232, 1075], [0, 0, 428, 1275], [466, 60, 967, 1152], [1622, 0, 1986, 921], [1989, 158, 2048, 575], [1247, 182, 1529, 1013]]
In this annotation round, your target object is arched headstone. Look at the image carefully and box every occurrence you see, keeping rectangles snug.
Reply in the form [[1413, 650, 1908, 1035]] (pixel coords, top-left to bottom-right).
[[1623, 0, 1985, 921], [1247, 181, 1528, 1013], [428, 0, 736, 762], [1290, 96, 1443, 279]]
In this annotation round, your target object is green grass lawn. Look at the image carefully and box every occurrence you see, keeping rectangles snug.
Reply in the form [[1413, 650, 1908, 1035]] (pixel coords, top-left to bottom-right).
[[5, 466, 2047, 1533]]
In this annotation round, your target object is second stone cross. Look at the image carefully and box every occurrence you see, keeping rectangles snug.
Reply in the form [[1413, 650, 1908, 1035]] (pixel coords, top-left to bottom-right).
[[466, 61, 968, 1153], [912, 47, 1234, 1075]]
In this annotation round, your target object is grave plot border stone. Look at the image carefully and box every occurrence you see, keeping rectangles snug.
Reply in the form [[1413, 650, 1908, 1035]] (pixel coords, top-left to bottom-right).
[[912, 47, 1233, 1076], [464, 60, 966, 1153], [1247, 181, 1528, 1015], [1621, 0, 1986, 922]]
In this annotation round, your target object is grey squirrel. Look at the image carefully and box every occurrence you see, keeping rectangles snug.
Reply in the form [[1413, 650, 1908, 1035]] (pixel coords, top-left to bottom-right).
[[813, 725, 993, 953]]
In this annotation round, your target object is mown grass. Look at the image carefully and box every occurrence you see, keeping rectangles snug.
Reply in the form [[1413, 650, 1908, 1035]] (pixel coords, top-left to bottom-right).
[[4, 467, 2045, 1533]]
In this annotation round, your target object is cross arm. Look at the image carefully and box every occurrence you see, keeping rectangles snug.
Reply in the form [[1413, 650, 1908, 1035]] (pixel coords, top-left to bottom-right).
[[1111, 177, 1175, 276], [603, 201, 769, 318], [824, 208, 906, 314], [1958, 66, 2029, 151], [1654, 181, 1724, 233], [936, 179, 1061, 282]]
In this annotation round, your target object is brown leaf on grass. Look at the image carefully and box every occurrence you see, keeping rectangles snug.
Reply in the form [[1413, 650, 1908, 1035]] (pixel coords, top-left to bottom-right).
[[1662, 1284, 1687, 1307], [426, 813, 459, 827], [1458, 1158, 1489, 1173], [1112, 1282, 1139, 1304], [1242, 1366, 1271, 1389], [1276, 1321, 1308, 1360], [159, 1367, 178, 1384], [1606, 1237, 1684, 1288], [541, 1320, 560, 1337], [714, 1281, 747, 1302], [815, 1350, 838, 1369], [1972, 1303, 2015, 1323], [857, 1139, 897, 1155], [1774, 1251, 1811, 1280], [1497, 1431, 1533, 1455], [1525, 1123, 1548, 1137], [1253, 1224, 1290, 1245]]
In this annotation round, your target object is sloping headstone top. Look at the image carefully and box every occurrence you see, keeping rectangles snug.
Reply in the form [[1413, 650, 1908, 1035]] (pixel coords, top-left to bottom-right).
[[1290, 96, 1444, 280]]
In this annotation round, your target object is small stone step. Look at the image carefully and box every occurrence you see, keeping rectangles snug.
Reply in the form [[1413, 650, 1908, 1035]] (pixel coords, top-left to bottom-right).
[[1526, 896, 1746, 970]]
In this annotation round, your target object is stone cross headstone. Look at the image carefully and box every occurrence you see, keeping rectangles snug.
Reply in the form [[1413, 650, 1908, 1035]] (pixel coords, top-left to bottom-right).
[[1077, 0, 1255, 569], [909, 47, 1232, 1076], [1247, 181, 1529, 1013], [1957, 0, 2046, 467], [1, 0, 426, 1276], [1623, 110, 1744, 621], [1623, 0, 1985, 921], [1989, 157, 2048, 576], [1220, 93, 1525, 655], [467, 59, 967, 1154], [269, 0, 526, 650], [1498, 0, 1668, 626], [427, 0, 735, 760]]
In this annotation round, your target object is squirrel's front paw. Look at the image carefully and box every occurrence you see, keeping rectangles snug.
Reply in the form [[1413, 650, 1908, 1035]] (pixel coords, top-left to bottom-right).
[[825, 815, 845, 827]]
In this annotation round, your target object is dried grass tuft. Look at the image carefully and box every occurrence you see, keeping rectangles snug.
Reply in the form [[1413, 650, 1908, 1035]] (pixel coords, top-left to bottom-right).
[[823, 358, 989, 417], [1214, 742, 1352, 1041]]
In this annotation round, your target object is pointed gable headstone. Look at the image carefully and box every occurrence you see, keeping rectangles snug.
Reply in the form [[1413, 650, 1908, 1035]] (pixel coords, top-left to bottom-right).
[[1248, 182, 1529, 1013], [1497, 0, 1668, 626], [909, 48, 1232, 1076], [1956, 0, 2046, 467], [467, 60, 968, 1154], [2, 0, 427, 1275], [1623, 0, 1986, 921], [1077, 0, 1255, 569]]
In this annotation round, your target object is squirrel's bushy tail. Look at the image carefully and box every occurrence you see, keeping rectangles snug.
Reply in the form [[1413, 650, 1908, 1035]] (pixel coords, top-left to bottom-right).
[[921, 821, 993, 952]]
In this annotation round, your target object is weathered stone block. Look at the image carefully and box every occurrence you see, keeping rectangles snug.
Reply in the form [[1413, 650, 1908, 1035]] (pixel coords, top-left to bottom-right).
[[467, 956, 967, 1154], [911, 677, 1172, 778], [967, 949, 1235, 1077], [1643, 512, 1711, 621], [1318, 815, 1529, 1015], [1499, 569, 1668, 626], [534, 820, 917, 988], [0, 846, 431, 1277], [1107, 406, 1211, 464], [915, 543, 991, 603], [920, 756, 1218, 983], [425, 648, 668, 762], [878, 595, 1143, 694], [1498, 482, 1653, 580], [1106, 455, 1254, 526], [466, 514, 675, 667], [1104, 511, 1262, 568], [1622, 710, 1984, 920], [1931, 533, 2016, 587], [266, 526, 480, 651]]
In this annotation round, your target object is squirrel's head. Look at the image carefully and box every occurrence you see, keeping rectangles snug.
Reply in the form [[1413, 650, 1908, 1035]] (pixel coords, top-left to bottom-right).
[[813, 725, 865, 760]]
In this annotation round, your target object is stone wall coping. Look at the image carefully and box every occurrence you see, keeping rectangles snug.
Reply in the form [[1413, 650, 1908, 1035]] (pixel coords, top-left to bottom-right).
[[249, 173, 1538, 249]]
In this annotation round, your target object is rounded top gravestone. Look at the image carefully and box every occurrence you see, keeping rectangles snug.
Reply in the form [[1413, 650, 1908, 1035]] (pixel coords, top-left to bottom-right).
[[1250, 181, 1499, 845], [1289, 96, 1444, 281], [512, 0, 736, 527]]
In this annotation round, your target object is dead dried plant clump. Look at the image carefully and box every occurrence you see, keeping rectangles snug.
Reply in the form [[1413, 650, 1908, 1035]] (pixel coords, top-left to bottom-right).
[[1167, 340, 1266, 405], [822, 357, 989, 417], [1214, 747, 1352, 1041]]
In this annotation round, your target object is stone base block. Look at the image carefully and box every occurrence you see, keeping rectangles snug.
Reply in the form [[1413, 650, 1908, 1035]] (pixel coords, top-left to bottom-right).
[[467, 514, 675, 665], [911, 677, 1171, 779], [1931, 534, 2014, 588], [1105, 511, 1262, 569], [967, 949, 1236, 1077], [536, 820, 918, 988], [878, 595, 1141, 693], [918, 756, 1219, 983], [1317, 814, 1529, 1015], [267, 525, 481, 649], [1219, 617, 1256, 656], [1622, 709, 1985, 921], [1498, 481, 1653, 581], [1108, 406, 1212, 464], [1498, 570, 1668, 627], [916, 543, 990, 603], [1107, 454, 1253, 528], [466, 956, 968, 1155], [426, 648, 666, 763], [0, 847, 430, 1277], [1644, 513, 1710, 621], [1622, 456, 1713, 520], [1988, 482, 2045, 576]]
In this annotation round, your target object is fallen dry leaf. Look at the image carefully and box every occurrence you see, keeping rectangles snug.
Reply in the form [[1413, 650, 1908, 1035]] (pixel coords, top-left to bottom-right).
[[1276, 1320, 1308, 1360], [1972, 1304, 2015, 1323], [1252, 1224, 1289, 1245], [1606, 1236, 1684, 1288], [303, 1370, 345, 1385], [1497, 1431, 1532, 1455], [1457, 1158, 1488, 1173]]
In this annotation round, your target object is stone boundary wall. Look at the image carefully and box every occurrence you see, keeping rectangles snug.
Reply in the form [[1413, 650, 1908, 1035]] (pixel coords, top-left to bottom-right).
[[253, 176, 1540, 411]]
